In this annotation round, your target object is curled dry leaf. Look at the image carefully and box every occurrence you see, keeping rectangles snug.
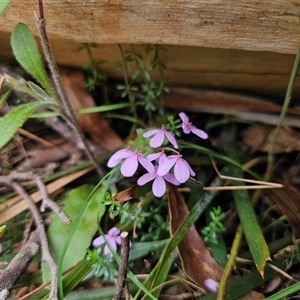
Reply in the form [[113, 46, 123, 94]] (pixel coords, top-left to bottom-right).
[[167, 184, 223, 291], [59, 67, 124, 151], [243, 125, 300, 153], [112, 185, 137, 202]]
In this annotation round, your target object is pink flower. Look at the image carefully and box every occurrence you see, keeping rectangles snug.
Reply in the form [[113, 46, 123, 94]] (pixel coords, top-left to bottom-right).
[[143, 125, 178, 149], [203, 278, 218, 292], [107, 148, 154, 177], [179, 112, 208, 139], [147, 150, 167, 164], [157, 154, 195, 183], [137, 166, 180, 197], [92, 227, 121, 256]]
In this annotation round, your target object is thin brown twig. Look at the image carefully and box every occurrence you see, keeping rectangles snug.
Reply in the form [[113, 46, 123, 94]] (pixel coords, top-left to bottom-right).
[[0, 175, 59, 299], [114, 231, 130, 300], [35, 0, 104, 177], [3, 171, 71, 224], [10, 181, 58, 300]]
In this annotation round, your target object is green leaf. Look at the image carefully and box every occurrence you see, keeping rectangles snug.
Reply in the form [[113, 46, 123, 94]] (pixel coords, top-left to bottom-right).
[[129, 240, 168, 261], [0, 0, 11, 15], [0, 102, 43, 150], [136, 193, 207, 299], [42, 185, 106, 283], [226, 126, 270, 273], [27, 81, 55, 103], [0, 87, 12, 108], [11, 23, 55, 98]]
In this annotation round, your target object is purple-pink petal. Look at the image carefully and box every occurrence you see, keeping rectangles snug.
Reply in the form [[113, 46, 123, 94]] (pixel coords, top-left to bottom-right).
[[107, 149, 134, 168], [179, 112, 189, 124], [108, 227, 120, 236], [174, 160, 190, 183], [103, 240, 117, 256], [92, 236, 105, 247], [147, 152, 162, 161], [182, 123, 191, 134], [190, 126, 209, 139], [137, 172, 157, 185], [203, 279, 218, 292], [149, 130, 165, 148], [143, 129, 160, 138], [121, 155, 138, 177], [163, 173, 181, 185], [152, 176, 166, 197], [182, 159, 196, 176], [115, 236, 121, 245], [164, 131, 178, 149], [138, 155, 155, 174], [157, 157, 177, 176]]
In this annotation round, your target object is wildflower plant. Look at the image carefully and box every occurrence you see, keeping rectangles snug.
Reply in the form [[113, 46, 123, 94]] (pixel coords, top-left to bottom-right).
[[85, 247, 118, 281], [201, 206, 226, 245], [107, 112, 208, 198], [116, 45, 169, 121]]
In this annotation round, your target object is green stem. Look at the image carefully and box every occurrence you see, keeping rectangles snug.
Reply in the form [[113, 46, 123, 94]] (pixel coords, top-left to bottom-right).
[[217, 224, 243, 300], [118, 44, 137, 120], [267, 40, 300, 175]]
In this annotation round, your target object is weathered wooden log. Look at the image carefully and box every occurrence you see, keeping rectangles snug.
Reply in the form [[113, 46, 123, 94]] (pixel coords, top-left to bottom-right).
[[0, 0, 300, 96]]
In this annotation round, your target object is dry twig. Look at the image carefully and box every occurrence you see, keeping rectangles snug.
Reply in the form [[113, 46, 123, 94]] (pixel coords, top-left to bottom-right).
[[0, 172, 72, 299], [114, 231, 130, 300]]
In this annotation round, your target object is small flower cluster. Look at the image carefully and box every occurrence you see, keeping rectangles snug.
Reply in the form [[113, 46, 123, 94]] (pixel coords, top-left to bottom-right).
[[107, 112, 208, 197], [92, 227, 132, 257]]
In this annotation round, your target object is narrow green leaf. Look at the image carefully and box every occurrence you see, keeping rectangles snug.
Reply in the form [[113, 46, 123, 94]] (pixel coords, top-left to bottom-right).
[[42, 184, 106, 282], [30, 103, 132, 118], [129, 240, 168, 261], [41, 260, 92, 300], [28, 81, 55, 103], [57, 173, 114, 299], [11, 23, 55, 98], [135, 193, 206, 299], [0, 88, 12, 108], [0, 102, 43, 149], [226, 126, 270, 273], [0, 0, 11, 15]]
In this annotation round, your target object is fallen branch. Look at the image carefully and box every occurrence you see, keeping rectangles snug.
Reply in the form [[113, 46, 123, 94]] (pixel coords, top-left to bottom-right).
[[0, 231, 40, 298], [0, 172, 72, 300]]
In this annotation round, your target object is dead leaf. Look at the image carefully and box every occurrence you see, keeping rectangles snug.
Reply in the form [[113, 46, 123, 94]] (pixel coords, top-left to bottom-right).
[[167, 184, 223, 291], [113, 185, 137, 202], [165, 88, 300, 128], [266, 178, 300, 237], [243, 126, 300, 153], [59, 67, 124, 151]]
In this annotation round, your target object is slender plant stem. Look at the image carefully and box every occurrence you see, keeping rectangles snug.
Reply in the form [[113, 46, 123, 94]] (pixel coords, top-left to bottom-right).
[[216, 224, 243, 300], [266, 40, 300, 176], [130, 44, 153, 122], [118, 44, 137, 119], [35, 0, 104, 176]]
